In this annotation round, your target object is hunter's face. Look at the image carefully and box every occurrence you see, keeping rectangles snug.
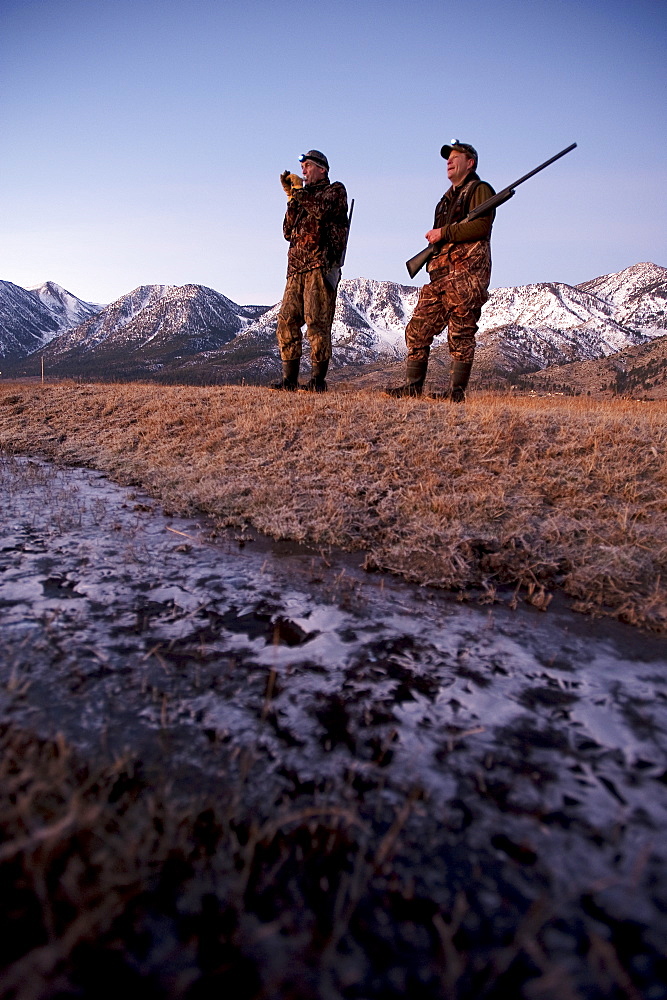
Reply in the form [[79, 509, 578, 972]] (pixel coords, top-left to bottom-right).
[[301, 159, 327, 185], [447, 149, 475, 187]]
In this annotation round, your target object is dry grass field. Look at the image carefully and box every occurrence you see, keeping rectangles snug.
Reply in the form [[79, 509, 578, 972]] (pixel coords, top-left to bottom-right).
[[1, 379, 666, 631], [3, 379, 667, 999]]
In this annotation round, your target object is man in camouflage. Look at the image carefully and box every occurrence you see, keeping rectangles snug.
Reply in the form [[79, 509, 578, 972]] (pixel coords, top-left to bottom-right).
[[388, 141, 495, 401], [272, 150, 349, 392]]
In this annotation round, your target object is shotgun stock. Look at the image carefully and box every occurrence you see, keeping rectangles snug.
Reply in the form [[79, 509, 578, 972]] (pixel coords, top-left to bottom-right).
[[405, 142, 577, 279]]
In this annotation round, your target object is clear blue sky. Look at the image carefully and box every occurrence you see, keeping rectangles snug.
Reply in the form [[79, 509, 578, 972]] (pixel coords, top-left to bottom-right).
[[1, 0, 665, 306]]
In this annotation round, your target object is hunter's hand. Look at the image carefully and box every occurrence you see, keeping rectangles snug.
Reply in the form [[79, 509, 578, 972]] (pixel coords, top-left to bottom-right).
[[280, 170, 293, 195], [280, 171, 304, 198], [425, 228, 444, 244]]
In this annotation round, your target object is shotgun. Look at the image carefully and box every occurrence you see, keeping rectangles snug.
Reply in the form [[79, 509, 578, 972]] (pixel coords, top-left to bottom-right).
[[325, 198, 355, 292], [405, 143, 577, 279]]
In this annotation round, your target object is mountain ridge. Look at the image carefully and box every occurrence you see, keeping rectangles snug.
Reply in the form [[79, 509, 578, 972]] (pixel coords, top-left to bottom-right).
[[1, 262, 665, 394], [0, 280, 103, 360]]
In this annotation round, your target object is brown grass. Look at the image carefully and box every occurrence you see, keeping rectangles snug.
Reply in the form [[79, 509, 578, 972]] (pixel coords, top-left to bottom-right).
[[1, 380, 666, 631]]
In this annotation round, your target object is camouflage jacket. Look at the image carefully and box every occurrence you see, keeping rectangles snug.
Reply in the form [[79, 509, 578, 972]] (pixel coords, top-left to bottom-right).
[[428, 172, 495, 271], [283, 178, 349, 277]]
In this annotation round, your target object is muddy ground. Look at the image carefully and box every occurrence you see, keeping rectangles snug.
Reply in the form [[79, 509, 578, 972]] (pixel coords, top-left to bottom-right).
[[1, 454, 666, 999]]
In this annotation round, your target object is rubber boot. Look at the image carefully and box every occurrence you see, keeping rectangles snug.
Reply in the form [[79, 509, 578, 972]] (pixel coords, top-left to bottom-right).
[[270, 359, 300, 391], [386, 360, 428, 398], [302, 359, 329, 393], [450, 360, 472, 402]]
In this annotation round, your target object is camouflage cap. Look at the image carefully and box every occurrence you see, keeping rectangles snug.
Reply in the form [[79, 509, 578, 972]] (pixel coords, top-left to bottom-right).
[[299, 149, 329, 171], [440, 141, 478, 167]]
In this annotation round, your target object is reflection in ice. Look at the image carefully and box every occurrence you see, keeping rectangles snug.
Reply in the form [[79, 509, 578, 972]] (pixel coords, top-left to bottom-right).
[[1, 452, 667, 960]]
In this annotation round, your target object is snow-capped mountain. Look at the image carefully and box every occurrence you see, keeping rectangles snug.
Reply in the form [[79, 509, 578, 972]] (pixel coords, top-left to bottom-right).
[[478, 281, 639, 355], [2, 263, 665, 385], [225, 265, 666, 374], [0, 280, 102, 360], [38, 283, 270, 371], [331, 279, 420, 360], [31, 281, 102, 330], [217, 278, 419, 369], [473, 263, 667, 372], [575, 262, 667, 336]]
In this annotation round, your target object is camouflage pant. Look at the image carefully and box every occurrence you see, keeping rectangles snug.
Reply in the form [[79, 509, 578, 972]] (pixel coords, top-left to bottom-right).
[[276, 268, 336, 364], [405, 242, 491, 364]]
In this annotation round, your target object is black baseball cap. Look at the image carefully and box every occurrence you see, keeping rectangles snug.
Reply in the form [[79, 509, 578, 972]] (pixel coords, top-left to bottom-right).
[[299, 149, 329, 171], [440, 140, 478, 167]]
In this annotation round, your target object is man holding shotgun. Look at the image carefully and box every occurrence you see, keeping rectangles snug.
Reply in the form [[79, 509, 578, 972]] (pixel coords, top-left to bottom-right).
[[390, 140, 577, 401], [388, 141, 495, 401]]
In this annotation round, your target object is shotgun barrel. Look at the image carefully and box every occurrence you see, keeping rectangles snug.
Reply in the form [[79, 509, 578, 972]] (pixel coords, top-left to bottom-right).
[[405, 142, 577, 279]]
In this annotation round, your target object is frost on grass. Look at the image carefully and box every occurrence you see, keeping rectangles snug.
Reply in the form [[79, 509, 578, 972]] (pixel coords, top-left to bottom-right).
[[1, 381, 666, 631]]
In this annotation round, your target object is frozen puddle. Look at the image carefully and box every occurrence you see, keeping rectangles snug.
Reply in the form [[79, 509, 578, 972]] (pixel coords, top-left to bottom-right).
[[1, 453, 667, 948]]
